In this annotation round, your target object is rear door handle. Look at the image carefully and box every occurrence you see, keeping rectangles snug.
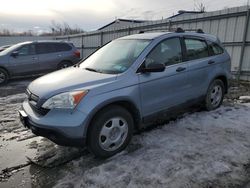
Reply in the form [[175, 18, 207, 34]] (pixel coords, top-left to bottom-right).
[[208, 60, 215, 64], [176, 67, 186, 72]]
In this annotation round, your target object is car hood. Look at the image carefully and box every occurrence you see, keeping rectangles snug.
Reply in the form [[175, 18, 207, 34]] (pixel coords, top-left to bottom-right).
[[28, 67, 117, 99]]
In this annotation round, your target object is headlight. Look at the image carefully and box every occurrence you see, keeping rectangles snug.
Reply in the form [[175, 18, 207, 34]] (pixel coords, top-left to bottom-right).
[[42, 90, 88, 109]]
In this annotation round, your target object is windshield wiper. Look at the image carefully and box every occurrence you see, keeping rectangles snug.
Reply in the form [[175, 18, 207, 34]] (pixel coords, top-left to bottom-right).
[[85, 67, 101, 73]]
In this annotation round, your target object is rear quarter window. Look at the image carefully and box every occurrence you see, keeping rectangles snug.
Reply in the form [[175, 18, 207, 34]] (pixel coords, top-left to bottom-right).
[[208, 42, 224, 56]]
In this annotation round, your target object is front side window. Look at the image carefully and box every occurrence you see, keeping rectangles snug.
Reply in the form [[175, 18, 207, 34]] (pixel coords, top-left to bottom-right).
[[184, 38, 208, 60], [80, 39, 150, 74], [145, 38, 182, 67], [18, 44, 36, 56]]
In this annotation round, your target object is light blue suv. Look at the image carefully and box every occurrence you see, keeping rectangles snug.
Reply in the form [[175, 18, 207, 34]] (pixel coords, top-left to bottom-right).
[[19, 29, 231, 158]]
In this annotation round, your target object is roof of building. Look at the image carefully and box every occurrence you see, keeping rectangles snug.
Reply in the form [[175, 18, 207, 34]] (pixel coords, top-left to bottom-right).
[[98, 18, 148, 31], [168, 10, 204, 19]]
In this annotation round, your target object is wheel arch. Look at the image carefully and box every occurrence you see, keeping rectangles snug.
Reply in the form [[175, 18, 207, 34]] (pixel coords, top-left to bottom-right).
[[0, 66, 10, 77], [84, 99, 141, 140], [214, 75, 228, 94]]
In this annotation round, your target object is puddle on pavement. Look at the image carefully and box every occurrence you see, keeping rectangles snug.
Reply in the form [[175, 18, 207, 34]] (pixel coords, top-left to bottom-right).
[[0, 132, 44, 170], [0, 129, 87, 187]]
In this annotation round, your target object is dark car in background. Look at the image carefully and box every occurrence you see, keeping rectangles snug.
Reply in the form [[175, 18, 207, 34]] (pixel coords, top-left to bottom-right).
[[0, 41, 81, 84]]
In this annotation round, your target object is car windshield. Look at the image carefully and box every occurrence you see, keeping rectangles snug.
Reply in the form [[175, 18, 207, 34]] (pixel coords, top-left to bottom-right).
[[80, 39, 151, 74]]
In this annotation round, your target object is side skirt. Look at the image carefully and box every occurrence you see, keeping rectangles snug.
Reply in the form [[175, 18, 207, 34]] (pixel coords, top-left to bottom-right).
[[139, 96, 205, 129]]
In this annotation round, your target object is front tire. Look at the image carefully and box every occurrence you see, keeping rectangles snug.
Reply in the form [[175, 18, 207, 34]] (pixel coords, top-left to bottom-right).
[[0, 68, 9, 85], [87, 105, 134, 158], [205, 79, 225, 111]]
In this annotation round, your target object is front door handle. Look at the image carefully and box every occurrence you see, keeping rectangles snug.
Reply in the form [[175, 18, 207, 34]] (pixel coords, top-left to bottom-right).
[[208, 60, 215, 64], [176, 67, 186, 72]]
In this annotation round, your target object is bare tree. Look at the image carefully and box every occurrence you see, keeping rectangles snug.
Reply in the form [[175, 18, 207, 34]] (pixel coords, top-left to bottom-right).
[[0, 28, 35, 36], [194, 0, 206, 12], [50, 20, 84, 36]]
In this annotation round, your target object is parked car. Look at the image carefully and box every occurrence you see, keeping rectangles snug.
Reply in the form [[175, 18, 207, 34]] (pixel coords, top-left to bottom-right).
[[19, 29, 231, 158], [0, 44, 12, 52], [0, 41, 81, 84]]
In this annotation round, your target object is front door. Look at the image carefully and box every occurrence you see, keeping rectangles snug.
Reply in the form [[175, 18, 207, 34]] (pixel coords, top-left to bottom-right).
[[138, 37, 189, 118], [8, 44, 39, 76]]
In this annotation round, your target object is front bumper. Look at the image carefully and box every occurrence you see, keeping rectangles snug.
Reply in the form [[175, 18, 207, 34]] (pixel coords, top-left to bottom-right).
[[19, 101, 88, 147]]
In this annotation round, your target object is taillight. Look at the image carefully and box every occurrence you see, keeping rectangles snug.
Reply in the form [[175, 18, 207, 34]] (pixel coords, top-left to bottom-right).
[[74, 50, 80, 58]]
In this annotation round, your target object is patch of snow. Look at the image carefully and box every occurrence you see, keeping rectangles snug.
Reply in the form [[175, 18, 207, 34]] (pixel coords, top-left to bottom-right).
[[54, 104, 250, 188], [239, 96, 250, 103], [0, 93, 26, 132]]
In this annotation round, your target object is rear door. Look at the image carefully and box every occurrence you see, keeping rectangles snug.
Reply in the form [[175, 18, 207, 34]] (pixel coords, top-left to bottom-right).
[[138, 37, 189, 118], [183, 37, 211, 99], [36, 43, 63, 72], [8, 44, 39, 76]]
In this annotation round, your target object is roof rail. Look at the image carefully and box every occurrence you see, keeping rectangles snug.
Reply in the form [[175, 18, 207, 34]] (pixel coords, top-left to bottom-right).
[[175, 27, 185, 33], [196, 28, 204, 33], [137, 27, 204, 34], [175, 27, 204, 34]]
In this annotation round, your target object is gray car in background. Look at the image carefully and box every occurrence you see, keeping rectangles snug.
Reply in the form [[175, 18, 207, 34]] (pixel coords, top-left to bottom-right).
[[19, 30, 231, 158], [0, 41, 81, 84], [0, 44, 12, 52]]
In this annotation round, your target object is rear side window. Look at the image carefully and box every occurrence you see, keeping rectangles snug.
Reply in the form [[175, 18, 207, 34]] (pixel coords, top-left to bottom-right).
[[208, 42, 224, 55], [55, 43, 72, 52], [36, 43, 56, 54], [184, 38, 209, 60]]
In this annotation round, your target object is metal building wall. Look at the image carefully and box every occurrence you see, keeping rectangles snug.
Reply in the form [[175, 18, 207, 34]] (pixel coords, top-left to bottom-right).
[[55, 5, 250, 81]]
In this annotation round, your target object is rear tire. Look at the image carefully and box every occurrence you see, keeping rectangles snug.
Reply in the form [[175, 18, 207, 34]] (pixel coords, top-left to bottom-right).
[[87, 105, 134, 158], [205, 79, 225, 111], [0, 68, 9, 85], [57, 61, 73, 69]]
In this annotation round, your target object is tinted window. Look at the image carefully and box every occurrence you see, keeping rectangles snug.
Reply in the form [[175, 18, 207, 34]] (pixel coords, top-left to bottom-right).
[[146, 38, 182, 66], [55, 43, 72, 52], [184, 38, 208, 60], [208, 42, 224, 55], [18, 44, 36, 56], [36, 43, 56, 54]]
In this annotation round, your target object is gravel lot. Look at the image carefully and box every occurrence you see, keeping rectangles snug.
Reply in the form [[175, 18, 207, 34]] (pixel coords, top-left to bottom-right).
[[0, 79, 250, 188]]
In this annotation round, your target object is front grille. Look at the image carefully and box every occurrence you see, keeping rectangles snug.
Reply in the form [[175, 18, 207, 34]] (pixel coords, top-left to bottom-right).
[[26, 89, 50, 116]]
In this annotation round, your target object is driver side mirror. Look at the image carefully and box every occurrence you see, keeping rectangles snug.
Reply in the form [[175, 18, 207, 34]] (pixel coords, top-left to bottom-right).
[[140, 62, 165, 73], [11, 51, 19, 58]]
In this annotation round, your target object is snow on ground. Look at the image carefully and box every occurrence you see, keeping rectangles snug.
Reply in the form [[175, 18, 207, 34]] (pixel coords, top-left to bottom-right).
[[0, 93, 26, 132], [55, 103, 250, 188], [1, 79, 250, 188]]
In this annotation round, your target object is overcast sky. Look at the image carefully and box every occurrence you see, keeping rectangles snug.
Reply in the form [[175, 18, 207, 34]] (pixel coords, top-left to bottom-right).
[[0, 0, 248, 33]]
